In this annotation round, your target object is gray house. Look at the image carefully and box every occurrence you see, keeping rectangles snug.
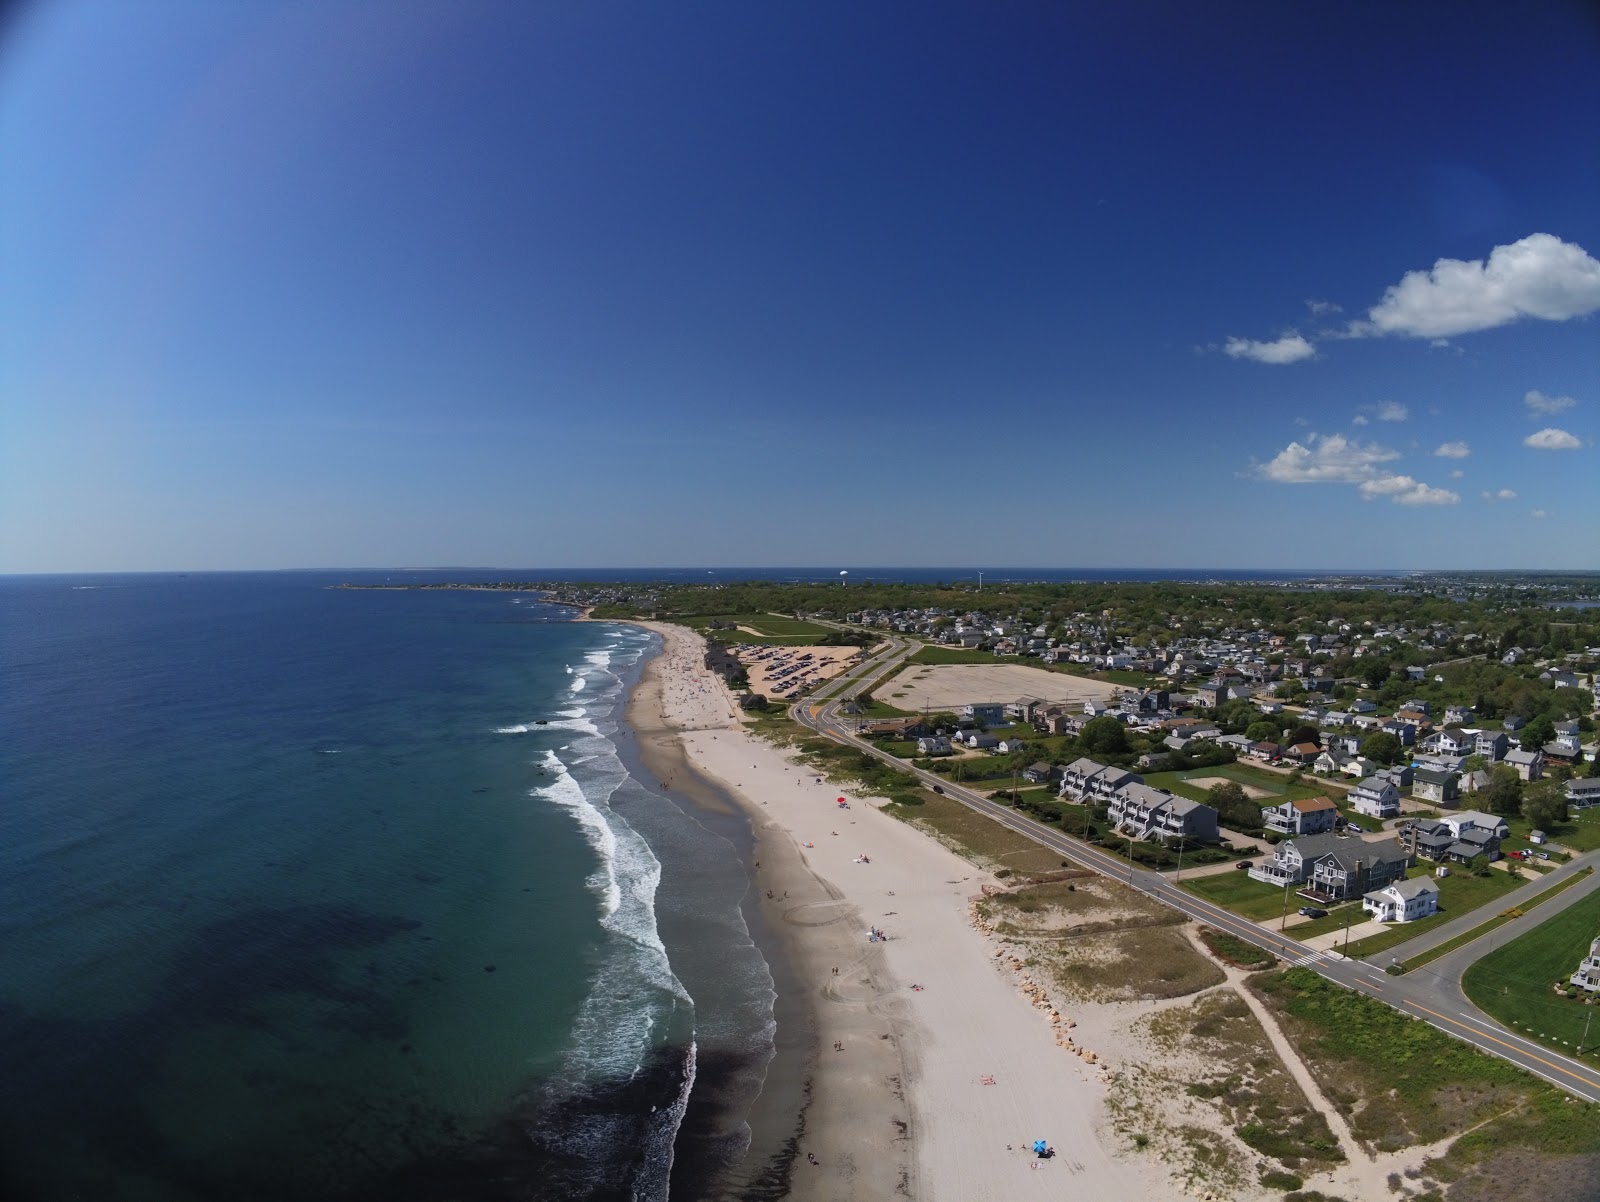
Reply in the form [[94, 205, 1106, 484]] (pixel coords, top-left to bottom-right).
[[1412, 767, 1460, 807], [1262, 795, 1339, 837], [1108, 783, 1219, 843], [1249, 831, 1411, 901]]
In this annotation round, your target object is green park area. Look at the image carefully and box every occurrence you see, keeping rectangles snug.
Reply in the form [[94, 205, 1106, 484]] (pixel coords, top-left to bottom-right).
[[1144, 761, 1345, 808], [680, 612, 838, 644], [1180, 871, 1360, 938], [1463, 886, 1600, 1060]]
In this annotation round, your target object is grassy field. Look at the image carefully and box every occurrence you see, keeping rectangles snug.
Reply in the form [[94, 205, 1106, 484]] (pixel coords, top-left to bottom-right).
[[1462, 887, 1600, 1060], [678, 613, 836, 644], [908, 646, 1021, 666], [1340, 867, 1526, 959], [1503, 810, 1600, 855], [1144, 761, 1347, 808], [1198, 927, 1278, 969], [1250, 966, 1600, 1189], [1402, 867, 1594, 973]]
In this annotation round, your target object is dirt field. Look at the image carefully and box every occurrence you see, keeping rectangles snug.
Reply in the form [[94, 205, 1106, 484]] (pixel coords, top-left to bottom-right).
[[1185, 775, 1276, 800], [881, 662, 1123, 710]]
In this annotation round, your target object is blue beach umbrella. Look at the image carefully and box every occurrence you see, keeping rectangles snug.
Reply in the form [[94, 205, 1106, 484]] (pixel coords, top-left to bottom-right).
[[1033, 1139, 1047, 1155]]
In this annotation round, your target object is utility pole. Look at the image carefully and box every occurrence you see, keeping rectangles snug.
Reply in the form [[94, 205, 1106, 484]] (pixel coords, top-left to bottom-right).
[[1342, 898, 1356, 957], [1583, 1005, 1595, 1057], [1176, 837, 1186, 883]]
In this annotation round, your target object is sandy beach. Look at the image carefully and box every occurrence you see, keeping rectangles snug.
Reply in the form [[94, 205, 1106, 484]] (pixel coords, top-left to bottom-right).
[[625, 621, 1179, 1201]]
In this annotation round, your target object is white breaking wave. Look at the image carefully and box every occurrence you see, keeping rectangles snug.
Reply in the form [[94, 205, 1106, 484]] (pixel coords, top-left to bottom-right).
[[570, 676, 586, 692]]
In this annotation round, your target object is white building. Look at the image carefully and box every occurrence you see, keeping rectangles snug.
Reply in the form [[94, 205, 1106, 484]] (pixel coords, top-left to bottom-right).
[[1362, 877, 1440, 924]]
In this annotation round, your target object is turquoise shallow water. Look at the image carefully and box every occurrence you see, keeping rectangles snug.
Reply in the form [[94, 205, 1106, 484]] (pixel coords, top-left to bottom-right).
[[0, 573, 772, 1201]]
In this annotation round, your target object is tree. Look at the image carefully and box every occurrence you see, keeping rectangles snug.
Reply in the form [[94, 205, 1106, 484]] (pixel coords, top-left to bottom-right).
[[1286, 726, 1320, 750], [1362, 659, 1392, 689], [1589, 750, 1600, 778], [1520, 715, 1557, 752], [1484, 765, 1524, 817], [1245, 720, 1281, 744], [1359, 731, 1403, 766], [1081, 715, 1130, 756], [1522, 779, 1567, 832], [1207, 781, 1263, 832]]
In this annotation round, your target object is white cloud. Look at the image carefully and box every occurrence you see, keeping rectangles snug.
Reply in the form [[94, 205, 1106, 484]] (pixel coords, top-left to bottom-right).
[[1306, 298, 1342, 316], [1224, 333, 1316, 364], [1524, 427, 1582, 450], [1357, 233, 1600, 339], [1525, 389, 1577, 416], [1480, 488, 1518, 502], [1449, 469, 1465, 478], [1254, 434, 1401, 484], [1433, 441, 1471, 459], [1293, 416, 1309, 427], [1531, 509, 1549, 519], [1352, 414, 1369, 426], [1376, 401, 1408, 422], [1357, 474, 1461, 506]]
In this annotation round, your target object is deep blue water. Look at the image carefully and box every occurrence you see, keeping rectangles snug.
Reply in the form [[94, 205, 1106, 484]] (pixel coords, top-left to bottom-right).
[[310, 566, 1411, 585], [0, 574, 773, 1202]]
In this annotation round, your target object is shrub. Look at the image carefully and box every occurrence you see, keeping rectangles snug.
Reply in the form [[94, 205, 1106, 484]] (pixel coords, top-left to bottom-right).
[[1261, 1169, 1303, 1191]]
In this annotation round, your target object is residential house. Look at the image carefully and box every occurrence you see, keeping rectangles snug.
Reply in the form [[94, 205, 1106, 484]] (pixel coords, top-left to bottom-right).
[[960, 732, 999, 751], [1349, 776, 1401, 820], [996, 737, 1030, 755], [1567, 777, 1600, 810], [1363, 877, 1440, 924], [1402, 812, 1505, 865], [1248, 831, 1410, 900], [1283, 742, 1321, 766], [915, 736, 953, 757], [1302, 839, 1412, 904], [1571, 936, 1600, 993], [1378, 763, 1414, 789], [1473, 730, 1508, 762], [1058, 758, 1143, 802], [963, 703, 1005, 727], [1425, 727, 1475, 758], [1444, 705, 1475, 725], [1505, 748, 1544, 782], [1325, 732, 1363, 755], [1250, 741, 1281, 762], [1341, 756, 1382, 781], [1021, 762, 1057, 785], [1380, 719, 1417, 745], [864, 718, 931, 739], [1461, 768, 1492, 794], [1315, 748, 1353, 776], [1262, 795, 1339, 837], [1108, 783, 1220, 843], [1412, 767, 1460, 807]]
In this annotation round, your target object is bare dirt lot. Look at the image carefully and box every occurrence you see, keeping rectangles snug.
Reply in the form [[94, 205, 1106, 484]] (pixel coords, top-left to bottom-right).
[[881, 662, 1123, 710], [1185, 775, 1276, 800]]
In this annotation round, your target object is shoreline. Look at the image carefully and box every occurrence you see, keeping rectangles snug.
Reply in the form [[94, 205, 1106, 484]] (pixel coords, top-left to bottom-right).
[[621, 619, 1172, 1201]]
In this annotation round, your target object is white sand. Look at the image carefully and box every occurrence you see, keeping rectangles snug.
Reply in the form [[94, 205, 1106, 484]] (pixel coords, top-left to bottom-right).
[[634, 622, 1178, 1201], [882, 662, 1124, 712]]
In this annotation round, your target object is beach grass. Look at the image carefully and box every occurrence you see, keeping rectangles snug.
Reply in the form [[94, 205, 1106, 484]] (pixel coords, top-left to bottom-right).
[[885, 791, 1070, 876], [1147, 990, 1343, 1171], [1250, 967, 1600, 1197]]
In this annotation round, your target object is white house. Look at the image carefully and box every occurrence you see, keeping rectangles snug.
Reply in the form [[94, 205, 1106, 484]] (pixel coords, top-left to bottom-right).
[[1362, 877, 1440, 924]]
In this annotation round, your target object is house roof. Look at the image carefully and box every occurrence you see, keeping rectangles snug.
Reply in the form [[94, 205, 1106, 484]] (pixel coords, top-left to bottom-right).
[[1289, 742, 1320, 755], [1315, 840, 1409, 873], [1292, 796, 1337, 814], [1505, 748, 1541, 764], [1384, 877, 1439, 900]]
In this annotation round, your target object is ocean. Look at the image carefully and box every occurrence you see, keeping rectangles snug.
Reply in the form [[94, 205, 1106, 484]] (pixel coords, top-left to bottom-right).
[[0, 573, 777, 1202]]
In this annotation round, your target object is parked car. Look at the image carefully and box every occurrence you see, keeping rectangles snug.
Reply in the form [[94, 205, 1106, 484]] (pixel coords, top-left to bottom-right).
[[1235, 860, 1253, 870], [1299, 906, 1329, 919], [931, 784, 944, 794], [1345, 823, 1364, 833], [1538, 851, 1551, 860]]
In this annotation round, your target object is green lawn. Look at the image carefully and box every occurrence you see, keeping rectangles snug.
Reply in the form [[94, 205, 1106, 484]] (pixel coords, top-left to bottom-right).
[[1341, 867, 1526, 959], [1182, 870, 1314, 922], [1145, 761, 1347, 807], [1504, 810, 1600, 854], [909, 646, 1021, 665], [1462, 887, 1600, 1060], [1402, 867, 1594, 973], [679, 613, 836, 644]]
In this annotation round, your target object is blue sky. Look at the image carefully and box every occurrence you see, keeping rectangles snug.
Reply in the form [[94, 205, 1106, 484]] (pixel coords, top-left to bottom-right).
[[3, 0, 1597, 572]]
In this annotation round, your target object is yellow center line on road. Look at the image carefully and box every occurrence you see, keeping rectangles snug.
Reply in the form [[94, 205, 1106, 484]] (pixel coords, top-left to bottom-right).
[[1402, 999, 1600, 1090]]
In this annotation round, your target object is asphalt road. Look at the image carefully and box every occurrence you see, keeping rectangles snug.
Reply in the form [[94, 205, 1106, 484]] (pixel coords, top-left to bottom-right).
[[791, 636, 1600, 1102]]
